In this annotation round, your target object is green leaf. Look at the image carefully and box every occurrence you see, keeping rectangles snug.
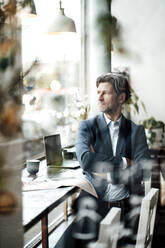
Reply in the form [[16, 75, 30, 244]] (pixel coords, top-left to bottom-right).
[[141, 101, 147, 113], [134, 103, 139, 113]]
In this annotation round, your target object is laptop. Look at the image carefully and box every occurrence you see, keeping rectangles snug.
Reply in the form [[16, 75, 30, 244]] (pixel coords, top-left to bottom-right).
[[43, 134, 80, 170]]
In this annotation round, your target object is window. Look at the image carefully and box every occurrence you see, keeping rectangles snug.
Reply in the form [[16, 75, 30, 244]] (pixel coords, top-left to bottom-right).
[[21, 0, 81, 159]]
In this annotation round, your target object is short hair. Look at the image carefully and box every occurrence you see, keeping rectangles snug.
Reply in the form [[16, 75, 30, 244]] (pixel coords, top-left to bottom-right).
[[96, 72, 131, 102]]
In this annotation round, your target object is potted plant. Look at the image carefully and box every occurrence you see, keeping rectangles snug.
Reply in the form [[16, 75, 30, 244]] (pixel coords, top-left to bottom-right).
[[142, 117, 164, 148]]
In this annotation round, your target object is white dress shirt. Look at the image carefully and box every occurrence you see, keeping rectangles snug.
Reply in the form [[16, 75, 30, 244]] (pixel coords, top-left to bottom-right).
[[102, 114, 129, 202]]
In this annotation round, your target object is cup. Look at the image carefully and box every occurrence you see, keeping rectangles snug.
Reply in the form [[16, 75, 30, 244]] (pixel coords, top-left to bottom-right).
[[26, 159, 40, 176]]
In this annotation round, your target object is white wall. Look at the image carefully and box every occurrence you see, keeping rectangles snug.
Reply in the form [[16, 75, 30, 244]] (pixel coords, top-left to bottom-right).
[[111, 0, 165, 123]]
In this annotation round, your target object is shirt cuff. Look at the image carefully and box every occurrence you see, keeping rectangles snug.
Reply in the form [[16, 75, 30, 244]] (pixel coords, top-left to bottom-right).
[[122, 157, 128, 169]]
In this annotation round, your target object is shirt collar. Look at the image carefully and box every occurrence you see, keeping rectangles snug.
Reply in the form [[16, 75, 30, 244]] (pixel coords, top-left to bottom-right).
[[104, 113, 122, 126]]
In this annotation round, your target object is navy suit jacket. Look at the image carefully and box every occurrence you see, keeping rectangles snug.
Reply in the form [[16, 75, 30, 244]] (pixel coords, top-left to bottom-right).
[[75, 113, 151, 197]]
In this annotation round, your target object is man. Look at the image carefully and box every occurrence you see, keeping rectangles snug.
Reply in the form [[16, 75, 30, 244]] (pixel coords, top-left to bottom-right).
[[75, 72, 151, 246]]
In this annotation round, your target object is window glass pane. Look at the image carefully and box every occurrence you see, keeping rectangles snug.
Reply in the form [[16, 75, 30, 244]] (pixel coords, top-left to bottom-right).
[[21, 0, 81, 159]]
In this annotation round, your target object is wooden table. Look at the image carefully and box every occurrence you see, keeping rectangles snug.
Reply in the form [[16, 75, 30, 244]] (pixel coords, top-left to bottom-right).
[[22, 159, 80, 248], [23, 186, 78, 248]]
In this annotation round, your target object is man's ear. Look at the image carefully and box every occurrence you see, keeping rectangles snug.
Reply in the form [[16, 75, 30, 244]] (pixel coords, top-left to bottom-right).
[[118, 93, 126, 104]]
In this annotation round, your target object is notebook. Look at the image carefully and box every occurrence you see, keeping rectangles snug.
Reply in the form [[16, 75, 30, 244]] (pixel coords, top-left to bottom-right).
[[43, 134, 80, 169]]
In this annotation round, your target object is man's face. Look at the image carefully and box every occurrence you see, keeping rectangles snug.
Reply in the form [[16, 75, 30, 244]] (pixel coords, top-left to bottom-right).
[[97, 82, 120, 114]]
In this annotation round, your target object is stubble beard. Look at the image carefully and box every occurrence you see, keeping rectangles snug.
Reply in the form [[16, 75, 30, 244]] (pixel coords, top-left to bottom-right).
[[103, 108, 114, 115], [100, 105, 121, 119]]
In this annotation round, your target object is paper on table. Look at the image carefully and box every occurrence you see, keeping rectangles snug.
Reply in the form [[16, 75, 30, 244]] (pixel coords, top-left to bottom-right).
[[61, 175, 98, 198], [22, 170, 98, 198]]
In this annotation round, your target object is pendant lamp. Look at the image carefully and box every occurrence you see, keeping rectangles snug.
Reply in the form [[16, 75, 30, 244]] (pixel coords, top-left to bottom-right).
[[48, 0, 76, 34], [19, 0, 37, 17]]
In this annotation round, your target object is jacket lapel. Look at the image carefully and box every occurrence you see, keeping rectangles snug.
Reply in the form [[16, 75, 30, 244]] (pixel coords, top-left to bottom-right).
[[116, 116, 125, 156], [116, 115, 131, 157], [98, 113, 113, 156]]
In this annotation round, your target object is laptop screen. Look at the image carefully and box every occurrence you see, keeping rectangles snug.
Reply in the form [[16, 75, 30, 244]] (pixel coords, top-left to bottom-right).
[[44, 134, 63, 167]]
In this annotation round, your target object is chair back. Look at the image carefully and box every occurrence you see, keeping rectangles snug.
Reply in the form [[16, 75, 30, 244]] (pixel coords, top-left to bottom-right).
[[135, 188, 159, 248], [88, 207, 121, 248]]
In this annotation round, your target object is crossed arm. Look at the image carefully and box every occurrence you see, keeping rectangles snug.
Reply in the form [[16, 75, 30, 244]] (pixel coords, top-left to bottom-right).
[[76, 120, 150, 175], [75, 121, 123, 174]]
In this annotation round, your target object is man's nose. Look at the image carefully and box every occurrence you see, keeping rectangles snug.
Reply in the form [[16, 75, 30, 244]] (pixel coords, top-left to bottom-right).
[[98, 93, 103, 100]]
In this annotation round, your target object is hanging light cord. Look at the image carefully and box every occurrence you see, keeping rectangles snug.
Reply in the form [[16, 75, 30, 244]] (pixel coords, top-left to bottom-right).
[[58, 0, 64, 15], [59, 0, 62, 9]]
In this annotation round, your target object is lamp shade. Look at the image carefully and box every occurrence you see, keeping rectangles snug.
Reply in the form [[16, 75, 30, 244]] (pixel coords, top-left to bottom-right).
[[19, 0, 37, 17], [48, 1, 76, 34]]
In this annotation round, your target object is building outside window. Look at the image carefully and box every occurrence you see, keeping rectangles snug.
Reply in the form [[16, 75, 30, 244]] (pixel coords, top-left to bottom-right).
[[21, 0, 82, 160]]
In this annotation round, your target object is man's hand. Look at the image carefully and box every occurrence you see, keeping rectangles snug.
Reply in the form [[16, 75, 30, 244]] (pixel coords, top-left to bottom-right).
[[126, 157, 132, 167]]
